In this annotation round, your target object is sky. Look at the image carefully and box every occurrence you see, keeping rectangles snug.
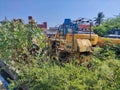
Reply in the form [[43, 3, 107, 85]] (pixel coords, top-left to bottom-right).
[[0, 0, 120, 27]]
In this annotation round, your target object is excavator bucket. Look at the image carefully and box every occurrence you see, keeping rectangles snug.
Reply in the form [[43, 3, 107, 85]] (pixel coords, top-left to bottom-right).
[[76, 39, 92, 52]]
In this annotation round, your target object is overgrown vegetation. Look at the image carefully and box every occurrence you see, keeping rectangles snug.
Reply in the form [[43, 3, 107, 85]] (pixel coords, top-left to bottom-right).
[[94, 41, 120, 60], [0, 18, 120, 90], [9, 59, 120, 90], [0, 19, 46, 66]]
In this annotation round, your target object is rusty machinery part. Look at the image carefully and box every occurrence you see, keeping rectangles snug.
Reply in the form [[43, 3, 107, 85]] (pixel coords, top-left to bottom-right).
[[58, 51, 91, 64], [47, 41, 58, 61], [48, 39, 59, 50], [58, 51, 74, 63], [48, 50, 59, 62], [78, 52, 91, 64], [50, 53, 58, 61], [51, 40, 58, 49]]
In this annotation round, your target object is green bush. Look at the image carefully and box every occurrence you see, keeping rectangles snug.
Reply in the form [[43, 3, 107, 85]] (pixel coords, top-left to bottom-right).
[[0, 20, 45, 65], [9, 59, 120, 90]]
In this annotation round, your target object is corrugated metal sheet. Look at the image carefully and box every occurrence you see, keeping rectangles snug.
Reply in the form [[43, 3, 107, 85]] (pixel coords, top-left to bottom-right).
[[46, 29, 58, 35]]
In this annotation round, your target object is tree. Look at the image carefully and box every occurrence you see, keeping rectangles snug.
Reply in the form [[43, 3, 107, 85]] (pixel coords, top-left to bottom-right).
[[95, 12, 105, 26], [93, 14, 120, 36]]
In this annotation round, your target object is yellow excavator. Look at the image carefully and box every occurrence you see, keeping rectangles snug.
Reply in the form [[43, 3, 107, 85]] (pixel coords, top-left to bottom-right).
[[47, 18, 120, 63]]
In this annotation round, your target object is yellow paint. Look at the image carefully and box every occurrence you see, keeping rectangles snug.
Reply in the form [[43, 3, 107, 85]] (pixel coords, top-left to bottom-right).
[[66, 34, 98, 46], [98, 37, 120, 46]]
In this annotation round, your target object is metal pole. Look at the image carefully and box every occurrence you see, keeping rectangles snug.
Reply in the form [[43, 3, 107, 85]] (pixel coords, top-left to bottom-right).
[[90, 22, 92, 41], [72, 27, 74, 51]]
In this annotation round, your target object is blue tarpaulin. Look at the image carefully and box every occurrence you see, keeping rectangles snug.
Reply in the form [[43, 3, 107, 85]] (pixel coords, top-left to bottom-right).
[[0, 74, 9, 90]]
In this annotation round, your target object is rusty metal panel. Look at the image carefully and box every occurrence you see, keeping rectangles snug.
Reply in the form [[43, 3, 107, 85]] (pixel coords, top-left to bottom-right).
[[77, 39, 92, 52]]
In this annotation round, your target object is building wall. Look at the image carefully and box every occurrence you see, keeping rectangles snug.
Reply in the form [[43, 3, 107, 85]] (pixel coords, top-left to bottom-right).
[[109, 29, 120, 35]]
